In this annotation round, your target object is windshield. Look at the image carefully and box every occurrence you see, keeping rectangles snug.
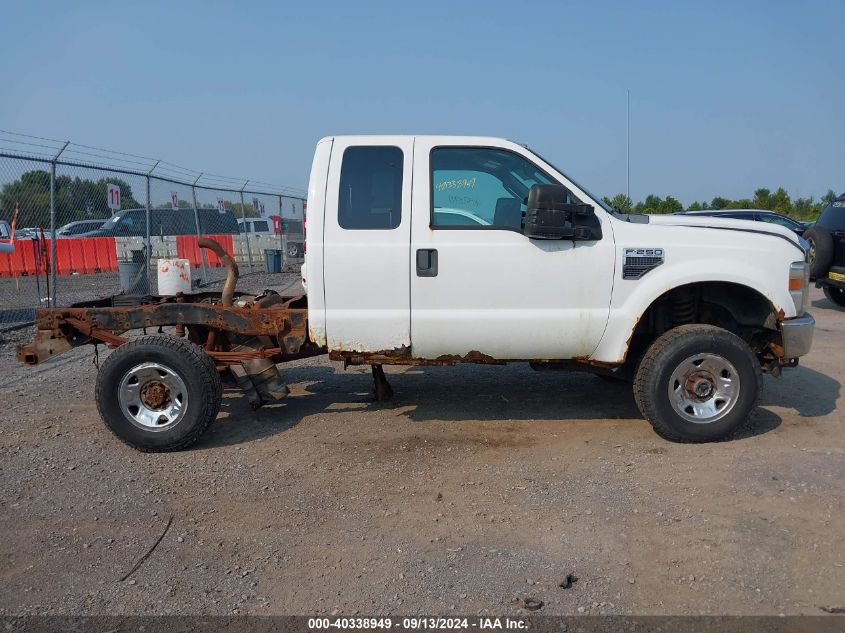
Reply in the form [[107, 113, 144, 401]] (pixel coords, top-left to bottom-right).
[[525, 147, 614, 214]]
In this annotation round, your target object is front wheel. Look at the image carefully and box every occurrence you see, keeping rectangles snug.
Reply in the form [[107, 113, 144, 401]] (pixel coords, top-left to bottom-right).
[[633, 325, 761, 442], [824, 285, 845, 307], [95, 334, 223, 452]]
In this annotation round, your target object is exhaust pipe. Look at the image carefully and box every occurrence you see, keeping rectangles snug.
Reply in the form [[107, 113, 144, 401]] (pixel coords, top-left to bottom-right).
[[196, 239, 288, 407], [198, 237, 238, 306]]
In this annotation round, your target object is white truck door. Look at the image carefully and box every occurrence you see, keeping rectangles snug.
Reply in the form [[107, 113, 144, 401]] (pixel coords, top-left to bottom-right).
[[323, 137, 414, 353], [410, 139, 615, 360]]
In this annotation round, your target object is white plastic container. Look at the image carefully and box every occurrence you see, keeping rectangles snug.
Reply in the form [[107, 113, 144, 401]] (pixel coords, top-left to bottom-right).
[[157, 258, 192, 295]]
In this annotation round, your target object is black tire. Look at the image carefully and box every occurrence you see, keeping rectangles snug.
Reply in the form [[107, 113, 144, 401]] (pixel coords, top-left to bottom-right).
[[804, 227, 834, 278], [287, 243, 300, 258], [95, 334, 222, 452], [633, 324, 761, 442], [824, 285, 845, 307]]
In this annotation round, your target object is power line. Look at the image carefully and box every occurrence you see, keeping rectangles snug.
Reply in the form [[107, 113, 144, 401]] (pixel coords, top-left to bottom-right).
[[0, 129, 304, 196]]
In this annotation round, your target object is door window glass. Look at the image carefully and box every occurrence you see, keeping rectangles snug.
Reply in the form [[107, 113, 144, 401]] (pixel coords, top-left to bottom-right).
[[253, 221, 269, 232], [431, 147, 569, 229], [338, 146, 403, 230]]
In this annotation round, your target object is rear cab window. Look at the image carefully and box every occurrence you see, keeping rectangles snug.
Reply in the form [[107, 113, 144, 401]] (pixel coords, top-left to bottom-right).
[[338, 146, 403, 230]]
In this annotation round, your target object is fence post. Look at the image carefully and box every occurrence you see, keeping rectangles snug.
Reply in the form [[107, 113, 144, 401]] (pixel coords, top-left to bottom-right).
[[191, 173, 209, 286], [278, 195, 285, 268], [239, 180, 253, 273], [146, 160, 160, 293], [49, 141, 70, 307]]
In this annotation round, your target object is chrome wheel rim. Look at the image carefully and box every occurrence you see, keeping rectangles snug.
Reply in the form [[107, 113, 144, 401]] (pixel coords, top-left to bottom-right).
[[668, 353, 740, 424], [118, 362, 188, 431]]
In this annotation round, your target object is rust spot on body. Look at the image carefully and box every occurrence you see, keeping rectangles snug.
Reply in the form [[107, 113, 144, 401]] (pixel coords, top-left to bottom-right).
[[330, 348, 506, 367], [434, 350, 503, 365]]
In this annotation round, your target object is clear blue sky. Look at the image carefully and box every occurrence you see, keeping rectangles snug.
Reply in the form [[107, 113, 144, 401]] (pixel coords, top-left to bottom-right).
[[1, 0, 842, 204]]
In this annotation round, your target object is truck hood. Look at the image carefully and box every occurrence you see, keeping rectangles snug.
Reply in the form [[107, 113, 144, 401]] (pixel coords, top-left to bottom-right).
[[645, 214, 804, 250]]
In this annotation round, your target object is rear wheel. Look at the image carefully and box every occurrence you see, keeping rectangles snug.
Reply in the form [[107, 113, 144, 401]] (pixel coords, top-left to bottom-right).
[[633, 324, 761, 442], [95, 334, 222, 452], [824, 286, 845, 307]]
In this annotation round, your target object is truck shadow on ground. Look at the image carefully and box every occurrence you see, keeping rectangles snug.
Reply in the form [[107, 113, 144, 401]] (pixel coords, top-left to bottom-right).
[[758, 364, 840, 417], [811, 296, 845, 312], [201, 361, 838, 449]]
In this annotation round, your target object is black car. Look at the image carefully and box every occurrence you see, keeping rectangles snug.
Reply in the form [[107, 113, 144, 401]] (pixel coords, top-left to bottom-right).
[[56, 219, 107, 238], [804, 194, 845, 307], [86, 208, 239, 237], [674, 209, 811, 236]]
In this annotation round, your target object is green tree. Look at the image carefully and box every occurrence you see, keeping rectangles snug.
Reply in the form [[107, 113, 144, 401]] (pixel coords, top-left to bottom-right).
[[752, 188, 771, 209], [657, 196, 683, 214], [710, 196, 729, 210], [725, 198, 753, 209], [0, 170, 140, 228], [792, 196, 817, 219], [602, 194, 633, 213]]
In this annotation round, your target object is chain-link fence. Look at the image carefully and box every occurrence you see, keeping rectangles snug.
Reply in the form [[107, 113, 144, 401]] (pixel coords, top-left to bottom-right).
[[0, 130, 306, 324]]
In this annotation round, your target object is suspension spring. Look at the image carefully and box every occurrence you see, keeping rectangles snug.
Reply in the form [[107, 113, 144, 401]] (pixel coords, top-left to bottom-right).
[[671, 290, 698, 324]]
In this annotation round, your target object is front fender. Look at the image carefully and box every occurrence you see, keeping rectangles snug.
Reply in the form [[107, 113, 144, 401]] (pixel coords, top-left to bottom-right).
[[590, 261, 791, 364]]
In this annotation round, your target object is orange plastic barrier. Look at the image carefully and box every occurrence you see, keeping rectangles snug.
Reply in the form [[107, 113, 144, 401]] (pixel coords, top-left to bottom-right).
[[0, 242, 10, 277], [0, 237, 118, 277], [176, 234, 234, 268]]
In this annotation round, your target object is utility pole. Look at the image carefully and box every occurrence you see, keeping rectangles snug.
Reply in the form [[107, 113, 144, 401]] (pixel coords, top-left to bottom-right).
[[191, 173, 209, 286], [145, 160, 160, 294], [239, 180, 253, 272], [49, 140, 69, 307], [626, 89, 630, 201]]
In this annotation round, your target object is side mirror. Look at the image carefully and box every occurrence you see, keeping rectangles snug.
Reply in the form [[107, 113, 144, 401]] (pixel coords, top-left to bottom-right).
[[524, 184, 602, 241]]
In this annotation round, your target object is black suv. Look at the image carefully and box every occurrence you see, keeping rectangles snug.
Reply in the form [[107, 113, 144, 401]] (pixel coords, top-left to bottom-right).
[[805, 193, 845, 307]]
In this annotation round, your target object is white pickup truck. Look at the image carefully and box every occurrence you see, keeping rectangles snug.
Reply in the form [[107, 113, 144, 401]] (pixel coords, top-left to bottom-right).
[[18, 135, 815, 450]]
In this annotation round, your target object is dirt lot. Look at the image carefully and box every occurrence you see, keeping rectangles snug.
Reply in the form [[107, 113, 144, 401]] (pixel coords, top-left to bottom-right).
[[0, 287, 843, 616]]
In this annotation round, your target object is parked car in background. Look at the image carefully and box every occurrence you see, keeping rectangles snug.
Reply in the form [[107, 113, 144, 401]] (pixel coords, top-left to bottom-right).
[[85, 208, 239, 237], [237, 218, 274, 235], [14, 227, 40, 239], [57, 219, 107, 238], [674, 209, 810, 237], [804, 193, 845, 307], [279, 217, 305, 258]]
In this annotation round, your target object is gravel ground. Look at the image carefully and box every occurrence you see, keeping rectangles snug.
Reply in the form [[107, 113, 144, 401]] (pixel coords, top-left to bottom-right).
[[0, 287, 843, 616]]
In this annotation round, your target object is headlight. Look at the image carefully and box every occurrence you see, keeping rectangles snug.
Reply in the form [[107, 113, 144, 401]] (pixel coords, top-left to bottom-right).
[[789, 260, 809, 314]]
